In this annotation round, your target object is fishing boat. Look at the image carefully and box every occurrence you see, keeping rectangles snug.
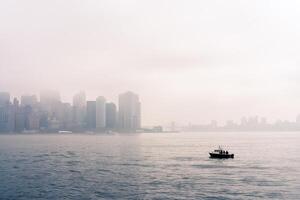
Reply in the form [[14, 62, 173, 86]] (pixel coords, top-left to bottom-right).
[[209, 146, 234, 159]]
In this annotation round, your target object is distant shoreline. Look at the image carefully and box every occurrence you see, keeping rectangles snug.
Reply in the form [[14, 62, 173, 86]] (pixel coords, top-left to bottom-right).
[[0, 130, 300, 134]]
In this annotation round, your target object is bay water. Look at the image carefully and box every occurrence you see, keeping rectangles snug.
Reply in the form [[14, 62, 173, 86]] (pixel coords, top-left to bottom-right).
[[0, 132, 299, 199]]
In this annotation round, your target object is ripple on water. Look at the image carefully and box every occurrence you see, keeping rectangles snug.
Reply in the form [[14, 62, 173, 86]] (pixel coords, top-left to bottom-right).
[[191, 164, 238, 169], [33, 153, 50, 158], [115, 163, 155, 168], [66, 160, 82, 166], [69, 169, 82, 174], [0, 132, 299, 200], [66, 151, 76, 156], [172, 156, 196, 161]]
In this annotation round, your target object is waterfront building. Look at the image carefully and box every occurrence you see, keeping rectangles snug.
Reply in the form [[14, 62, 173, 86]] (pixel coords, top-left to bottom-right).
[[24, 105, 40, 131], [21, 95, 38, 107], [96, 96, 106, 131], [40, 90, 62, 128], [118, 91, 141, 132], [15, 106, 25, 132], [48, 118, 60, 131], [40, 90, 61, 113], [0, 103, 15, 132], [39, 111, 49, 130], [0, 92, 10, 106], [105, 102, 117, 130], [72, 91, 86, 130], [86, 101, 96, 130], [60, 103, 73, 130]]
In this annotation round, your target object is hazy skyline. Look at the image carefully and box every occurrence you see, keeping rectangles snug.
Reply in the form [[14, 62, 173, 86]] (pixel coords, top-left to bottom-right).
[[1, 0, 300, 125]]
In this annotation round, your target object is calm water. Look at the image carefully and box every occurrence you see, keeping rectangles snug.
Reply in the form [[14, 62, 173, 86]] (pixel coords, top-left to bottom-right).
[[0, 132, 299, 200]]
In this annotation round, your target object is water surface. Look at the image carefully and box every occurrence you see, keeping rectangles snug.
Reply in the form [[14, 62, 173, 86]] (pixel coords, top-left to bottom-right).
[[0, 132, 299, 199]]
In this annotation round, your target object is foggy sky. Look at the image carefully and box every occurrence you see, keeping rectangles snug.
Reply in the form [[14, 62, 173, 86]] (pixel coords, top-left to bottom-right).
[[1, 0, 300, 126]]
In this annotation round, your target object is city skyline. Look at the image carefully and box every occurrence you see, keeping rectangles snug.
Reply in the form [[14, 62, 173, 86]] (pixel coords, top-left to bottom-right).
[[0, 90, 142, 133], [2, 1, 300, 126], [1, 90, 300, 132]]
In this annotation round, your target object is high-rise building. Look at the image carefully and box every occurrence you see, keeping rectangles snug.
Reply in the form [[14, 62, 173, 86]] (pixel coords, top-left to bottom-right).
[[19, 95, 40, 131], [73, 91, 86, 107], [24, 105, 39, 131], [21, 95, 38, 107], [0, 92, 10, 106], [96, 96, 106, 131], [40, 90, 61, 113], [40, 90, 60, 106], [0, 103, 14, 132], [40, 90, 62, 127], [106, 102, 117, 130], [118, 91, 141, 132], [86, 101, 96, 130], [39, 111, 48, 130], [60, 103, 73, 130], [72, 91, 86, 129], [15, 106, 25, 132]]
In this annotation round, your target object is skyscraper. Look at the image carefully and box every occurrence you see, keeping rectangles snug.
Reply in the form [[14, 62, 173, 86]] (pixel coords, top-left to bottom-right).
[[0, 92, 10, 106], [15, 107, 25, 132], [86, 101, 96, 130], [24, 105, 39, 131], [96, 96, 106, 131], [60, 103, 73, 130], [118, 91, 141, 132], [72, 91, 86, 129], [0, 93, 14, 132], [21, 95, 38, 107], [40, 90, 62, 128], [40, 90, 61, 107], [0, 104, 14, 132], [106, 102, 117, 130]]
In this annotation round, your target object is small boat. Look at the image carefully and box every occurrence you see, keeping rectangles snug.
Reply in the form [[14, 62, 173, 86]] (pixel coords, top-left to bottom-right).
[[209, 146, 234, 159]]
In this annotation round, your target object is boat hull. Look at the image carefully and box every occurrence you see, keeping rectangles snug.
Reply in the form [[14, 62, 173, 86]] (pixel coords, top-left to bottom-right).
[[209, 153, 234, 159]]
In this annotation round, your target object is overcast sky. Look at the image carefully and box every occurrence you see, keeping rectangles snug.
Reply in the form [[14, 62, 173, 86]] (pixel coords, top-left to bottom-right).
[[1, 0, 300, 126]]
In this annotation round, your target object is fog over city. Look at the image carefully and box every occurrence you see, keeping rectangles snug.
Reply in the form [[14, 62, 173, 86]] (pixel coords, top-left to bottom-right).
[[1, 0, 300, 126]]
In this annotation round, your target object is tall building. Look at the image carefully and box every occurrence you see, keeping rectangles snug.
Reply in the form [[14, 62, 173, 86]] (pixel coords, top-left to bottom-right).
[[0, 103, 14, 132], [118, 91, 141, 132], [106, 102, 117, 130], [40, 90, 60, 106], [21, 95, 38, 107], [15, 106, 25, 132], [40, 90, 62, 127], [60, 103, 73, 130], [24, 105, 39, 131], [73, 91, 86, 107], [0, 94, 14, 132], [86, 101, 96, 130], [40, 90, 61, 113], [19, 95, 40, 131], [96, 96, 106, 131], [0, 92, 10, 106], [39, 111, 48, 130], [72, 91, 86, 129]]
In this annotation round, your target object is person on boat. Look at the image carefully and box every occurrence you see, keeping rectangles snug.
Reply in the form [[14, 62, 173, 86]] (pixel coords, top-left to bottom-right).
[[226, 151, 228, 155]]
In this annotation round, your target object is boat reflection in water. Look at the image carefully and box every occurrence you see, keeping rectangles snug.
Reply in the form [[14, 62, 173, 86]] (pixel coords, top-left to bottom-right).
[[209, 146, 234, 159]]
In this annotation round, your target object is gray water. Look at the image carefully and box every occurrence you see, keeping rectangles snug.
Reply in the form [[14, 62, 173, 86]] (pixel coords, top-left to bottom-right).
[[0, 132, 299, 200]]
